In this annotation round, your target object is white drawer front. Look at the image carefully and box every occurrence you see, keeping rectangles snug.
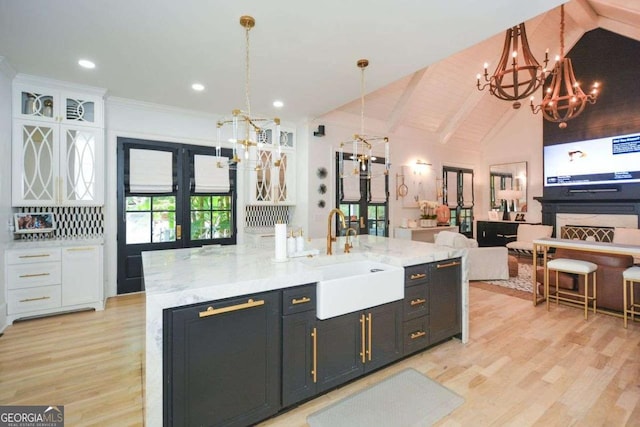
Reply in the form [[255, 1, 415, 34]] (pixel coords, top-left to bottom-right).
[[7, 262, 62, 290], [8, 285, 62, 315], [6, 248, 61, 265]]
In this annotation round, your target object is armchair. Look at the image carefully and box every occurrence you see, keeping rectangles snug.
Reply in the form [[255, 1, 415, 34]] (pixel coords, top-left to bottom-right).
[[506, 224, 553, 256], [434, 231, 508, 281]]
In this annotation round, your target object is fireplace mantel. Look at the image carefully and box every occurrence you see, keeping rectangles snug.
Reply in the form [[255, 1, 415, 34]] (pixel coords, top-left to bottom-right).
[[534, 196, 640, 232]]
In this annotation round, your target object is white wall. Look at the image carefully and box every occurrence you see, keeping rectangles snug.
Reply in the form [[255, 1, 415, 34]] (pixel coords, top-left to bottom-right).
[[0, 58, 16, 332]]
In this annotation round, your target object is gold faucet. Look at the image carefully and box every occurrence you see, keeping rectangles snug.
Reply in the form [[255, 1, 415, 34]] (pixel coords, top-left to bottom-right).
[[326, 208, 347, 255], [344, 227, 358, 253]]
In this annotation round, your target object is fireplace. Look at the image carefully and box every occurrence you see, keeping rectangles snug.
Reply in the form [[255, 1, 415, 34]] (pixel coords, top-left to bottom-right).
[[534, 197, 640, 237]]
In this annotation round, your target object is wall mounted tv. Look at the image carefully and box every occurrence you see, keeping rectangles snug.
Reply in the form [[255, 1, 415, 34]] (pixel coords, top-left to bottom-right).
[[543, 132, 640, 189]]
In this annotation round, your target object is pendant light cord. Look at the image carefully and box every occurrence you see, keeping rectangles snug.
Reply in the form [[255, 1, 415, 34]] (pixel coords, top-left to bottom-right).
[[245, 24, 252, 117], [360, 65, 365, 135]]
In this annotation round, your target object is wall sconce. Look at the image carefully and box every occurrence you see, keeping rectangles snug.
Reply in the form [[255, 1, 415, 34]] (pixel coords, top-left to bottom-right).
[[413, 160, 431, 175]]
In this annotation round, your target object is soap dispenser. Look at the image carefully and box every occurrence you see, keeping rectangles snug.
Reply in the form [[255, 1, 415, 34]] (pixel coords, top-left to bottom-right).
[[287, 230, 296, 256], [296, 228, 305, 253]]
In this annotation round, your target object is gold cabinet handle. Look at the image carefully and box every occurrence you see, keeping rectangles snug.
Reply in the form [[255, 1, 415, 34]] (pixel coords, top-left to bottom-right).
[[410, 298, 426, 306], [367, 313, 372, 361], [176, 225, 182, 240], [410, 273, 427, 280], [198, 298, 264, 318], [20, 296, 51, 303], [311, 327, 317, 383], [360, 314, 366, 363], [19, 273, 51, 278], [410, 331, 426, 340], [360, 217, 365, 229], [19, 254, 50, 258], [67, 247, 95, 252], [292, 296, 311, 305], [436, 261, 461, 269]]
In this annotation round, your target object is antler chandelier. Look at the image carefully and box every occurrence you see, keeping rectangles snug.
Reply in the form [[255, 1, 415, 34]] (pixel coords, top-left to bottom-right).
[[216, 15, 282, 166], [477, 22, 549, 109], [530, 5, 600, 128], [338, 59, 390, 178]]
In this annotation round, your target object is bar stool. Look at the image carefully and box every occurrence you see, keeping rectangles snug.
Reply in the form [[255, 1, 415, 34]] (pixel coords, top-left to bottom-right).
[[623, 266, 640, 328], [545, 258, 597, 319]]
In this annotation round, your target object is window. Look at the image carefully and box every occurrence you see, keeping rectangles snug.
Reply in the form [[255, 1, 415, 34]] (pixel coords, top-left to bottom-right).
[[125, 196, 176, 244], [335, 154, 389, 237], [190, 195, 233, 240], [443, 166, 474, 237]]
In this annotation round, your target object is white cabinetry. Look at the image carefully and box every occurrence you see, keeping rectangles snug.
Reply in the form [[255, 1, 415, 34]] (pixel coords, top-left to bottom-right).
[[5, 244, 104, 324], [248, 128, 296, 205], [11, 75, 105, 206]]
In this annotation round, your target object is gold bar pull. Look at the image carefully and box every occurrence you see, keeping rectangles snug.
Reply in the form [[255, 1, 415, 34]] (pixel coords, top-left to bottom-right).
[[311, 327, 317, 383], [410, 331, 426, 340], [20, 296, 51, 303], [360, 315, 366, 363], [67, 247, 95, 252], [198, 298, 264, 318], [19, 273, 51, 278], [360, 216, 365, 229], [367, 313, 372, 361], [19, 254, 50, 258], [292, 296, 311, 305], [410, 273, 426, 280], [176, 225, 182, 240], [436, 261, 461, 269], [410, 298, 426, 306]]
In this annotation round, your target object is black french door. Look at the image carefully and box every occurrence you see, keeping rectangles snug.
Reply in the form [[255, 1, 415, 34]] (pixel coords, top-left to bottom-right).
[[116, 138, 236, 294], [335, 153, 389, 237]]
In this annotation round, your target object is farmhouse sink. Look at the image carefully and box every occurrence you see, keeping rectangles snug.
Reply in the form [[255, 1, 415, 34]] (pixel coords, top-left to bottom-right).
[[313, 260, 404, 320]]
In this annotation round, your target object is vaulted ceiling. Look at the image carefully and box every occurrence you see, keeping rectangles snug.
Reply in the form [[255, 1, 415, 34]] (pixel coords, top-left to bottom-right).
[[1, 0, 638, 150], [334, 0, 640, 150]]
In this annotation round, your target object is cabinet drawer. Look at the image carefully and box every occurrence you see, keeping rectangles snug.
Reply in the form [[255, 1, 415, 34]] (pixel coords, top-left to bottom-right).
[[282, 284, 316, 315], [404, 284, 428, 320], [6, 248, 61, 265], [403, 316, 430, 355], [405, 264, 428, 286], [8, 285, 62, 315], [7, 262, 61, 290]]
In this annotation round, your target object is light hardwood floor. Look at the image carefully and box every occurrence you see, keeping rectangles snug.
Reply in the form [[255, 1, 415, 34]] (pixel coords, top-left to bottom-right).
[[1, 285, 639, 426]]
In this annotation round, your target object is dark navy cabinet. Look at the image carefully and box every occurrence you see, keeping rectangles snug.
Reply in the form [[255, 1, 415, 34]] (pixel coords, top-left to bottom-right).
[[163, 291, 281, 427]]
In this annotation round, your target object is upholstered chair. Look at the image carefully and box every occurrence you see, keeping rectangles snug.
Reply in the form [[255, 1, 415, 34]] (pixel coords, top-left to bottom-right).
[[506, 224, 553, 256], [434, 231, 509, 281]]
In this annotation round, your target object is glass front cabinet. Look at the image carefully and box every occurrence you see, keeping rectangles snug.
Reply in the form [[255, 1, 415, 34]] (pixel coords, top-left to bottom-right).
[[11, 76, 106, 207], [248, 128, 296, 205]]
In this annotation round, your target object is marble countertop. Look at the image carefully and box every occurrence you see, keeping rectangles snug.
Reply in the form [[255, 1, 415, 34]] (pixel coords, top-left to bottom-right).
[[5, 237, 105, 249], [141, 235, 465, 308]]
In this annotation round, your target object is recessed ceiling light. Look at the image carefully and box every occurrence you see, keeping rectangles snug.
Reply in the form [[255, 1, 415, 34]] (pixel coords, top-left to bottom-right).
[[78, 59, 96, 69], [192, 83, 205, 92], [273, 100, 284, 108]]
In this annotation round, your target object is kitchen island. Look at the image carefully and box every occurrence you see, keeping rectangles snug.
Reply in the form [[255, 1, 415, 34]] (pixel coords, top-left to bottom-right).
[[142, 235, 469, 426]]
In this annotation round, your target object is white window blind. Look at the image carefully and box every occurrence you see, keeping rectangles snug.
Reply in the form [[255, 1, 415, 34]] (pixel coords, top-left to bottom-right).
[[194, 155, 230, 193], [129, 149, 173, 193], [446, 170, 457, 207], [462, 172, 473, 206], [341, 174, 361, 202], [369, 163, 387, 203]]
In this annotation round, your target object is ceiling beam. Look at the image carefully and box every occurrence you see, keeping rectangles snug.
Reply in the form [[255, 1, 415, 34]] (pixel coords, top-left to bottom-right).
[[437, 88, 487, 145], [598, 16, 640, 41], [565, 0, 600, 31], [386, 67, 429, 134]]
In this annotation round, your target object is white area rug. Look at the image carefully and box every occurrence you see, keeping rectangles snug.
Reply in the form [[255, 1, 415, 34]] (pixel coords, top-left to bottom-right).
[[307, 368, 464, 427], [485, 262, 533, 293]]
